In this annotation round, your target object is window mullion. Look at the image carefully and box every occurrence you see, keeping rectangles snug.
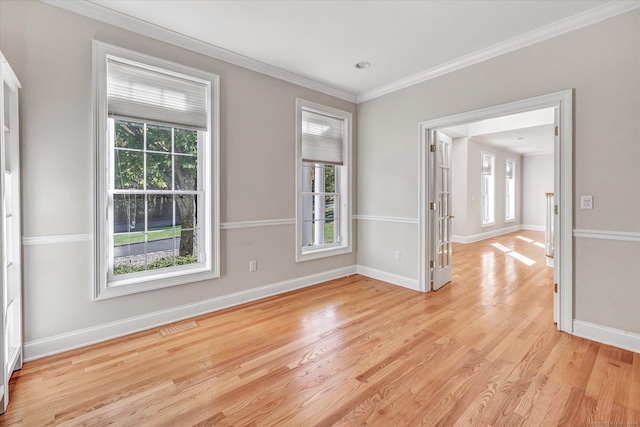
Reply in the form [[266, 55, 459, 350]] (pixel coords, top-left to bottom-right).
[[143, 123, 148, 271], [171, 127, 176, 263]]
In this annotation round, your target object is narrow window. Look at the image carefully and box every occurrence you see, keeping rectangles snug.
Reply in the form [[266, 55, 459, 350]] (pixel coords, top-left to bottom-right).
[[505, 159, 516, 222], [481, 153, 495, 226], [296, 100, 352, 262], [93, 41, 219, 299]]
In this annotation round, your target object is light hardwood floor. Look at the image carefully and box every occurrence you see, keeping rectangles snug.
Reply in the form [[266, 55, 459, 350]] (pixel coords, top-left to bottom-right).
[[2, 230, 639, 426]]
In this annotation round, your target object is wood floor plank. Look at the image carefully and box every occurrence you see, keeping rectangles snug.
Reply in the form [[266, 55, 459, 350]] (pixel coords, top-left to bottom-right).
[[2, 230, 638, 426]]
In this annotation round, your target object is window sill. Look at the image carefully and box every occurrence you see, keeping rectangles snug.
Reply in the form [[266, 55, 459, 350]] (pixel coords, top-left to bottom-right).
[[296, 244, 352, 263], [96, 266, 219, 300], [481, 222, 495, 228]]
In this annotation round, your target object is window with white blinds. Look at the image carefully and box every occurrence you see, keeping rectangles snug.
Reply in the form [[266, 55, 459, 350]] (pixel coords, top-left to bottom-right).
[[296, 99, 352, 262], [301, 110, 344, 166], [106, 57, 209, 131], [93, 41, 220, 299]]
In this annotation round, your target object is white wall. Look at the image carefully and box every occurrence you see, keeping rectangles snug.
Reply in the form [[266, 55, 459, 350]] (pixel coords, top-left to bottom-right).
[[0, 1, 357, 357], [522, 154, 554, 228], [451, 138, 522, 241], [451, 137, 468, 237], [357, 9, 640, 335]]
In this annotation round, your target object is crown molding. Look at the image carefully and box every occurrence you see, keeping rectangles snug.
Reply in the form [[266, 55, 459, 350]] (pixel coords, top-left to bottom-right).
[[40, 0, 358, 103], [357, 1, 640, 103], [41, 0, 639, 105]]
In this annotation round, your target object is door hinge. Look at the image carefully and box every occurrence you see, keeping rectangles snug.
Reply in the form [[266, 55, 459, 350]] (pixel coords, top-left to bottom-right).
[[555, 126, 559, 136], [430, 202, 436, 210], [554, 205, 558, 215], [429, 260, 435, 268], [430, 144, 436, 152], [430, 281, 434, 291], [554, 283, 558, 293]]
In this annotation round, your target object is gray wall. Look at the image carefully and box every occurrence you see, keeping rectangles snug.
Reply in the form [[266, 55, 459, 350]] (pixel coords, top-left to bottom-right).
[[357, 9, 640, 334], [522, 154, 554, 228], [0, 1, 357, 343]]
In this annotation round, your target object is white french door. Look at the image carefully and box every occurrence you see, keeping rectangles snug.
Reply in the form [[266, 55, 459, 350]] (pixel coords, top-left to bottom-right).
[[431, 131, 452, 290]]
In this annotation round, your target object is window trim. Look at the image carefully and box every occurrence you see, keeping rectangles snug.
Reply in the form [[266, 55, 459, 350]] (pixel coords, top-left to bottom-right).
[[295, 99, 352, 262], [93, 41, 220, 300], [481, 151, 495, 227], [505, 158, 516, 223]]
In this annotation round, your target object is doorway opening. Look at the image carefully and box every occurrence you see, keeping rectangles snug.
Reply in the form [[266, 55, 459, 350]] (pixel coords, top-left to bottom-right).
[[418, 90, 573, 333]]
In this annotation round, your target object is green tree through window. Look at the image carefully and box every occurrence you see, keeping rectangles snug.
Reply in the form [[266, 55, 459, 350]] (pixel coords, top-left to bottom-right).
[[113, 119, 199, 273]]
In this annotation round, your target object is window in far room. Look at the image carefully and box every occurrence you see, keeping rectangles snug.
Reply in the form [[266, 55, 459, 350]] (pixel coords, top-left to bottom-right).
[[481, 152, 495, 226], [505, 158, 516, 222]]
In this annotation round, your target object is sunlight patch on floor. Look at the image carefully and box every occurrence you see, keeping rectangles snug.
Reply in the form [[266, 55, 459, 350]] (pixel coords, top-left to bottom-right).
[[492, 243, 511, 253], [533, 241, 546, 248], [516, 235, 534, 243], [491, 242, 536, 266], [507, 251, 536, 266]]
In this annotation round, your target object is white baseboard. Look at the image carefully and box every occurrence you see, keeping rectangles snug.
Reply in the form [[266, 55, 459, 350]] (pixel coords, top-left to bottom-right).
[[520, 224, 545, 231], [573, 320, 640, 354], [451, 225, 521, 244], [24, 265, 357, 361], [356, 265, 419, 291]]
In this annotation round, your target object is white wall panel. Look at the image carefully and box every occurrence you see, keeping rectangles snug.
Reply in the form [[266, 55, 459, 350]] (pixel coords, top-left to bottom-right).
[[522, 154, 554, 227]]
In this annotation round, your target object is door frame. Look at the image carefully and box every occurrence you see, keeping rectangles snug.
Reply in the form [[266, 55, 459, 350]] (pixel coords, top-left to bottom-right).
[[418, 89, 573, 334]]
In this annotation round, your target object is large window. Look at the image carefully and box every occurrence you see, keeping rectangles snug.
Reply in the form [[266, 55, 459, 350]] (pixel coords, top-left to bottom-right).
[[296, 99, 352, 262], [481, 152, 495, 226], [505, 159, 516, 222], [93, 41, 219, 299]]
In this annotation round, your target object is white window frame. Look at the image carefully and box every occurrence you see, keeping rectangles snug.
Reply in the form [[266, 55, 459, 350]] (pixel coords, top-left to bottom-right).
[[481, 151, 495, 227], [93, 41, 220, 299], [295, 99, 352, 262], [505, 158, 516, 222]]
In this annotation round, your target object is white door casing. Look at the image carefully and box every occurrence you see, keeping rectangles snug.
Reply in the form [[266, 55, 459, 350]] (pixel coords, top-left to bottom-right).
[[418, 89, 573, 334], [553, 107, 560, 324]]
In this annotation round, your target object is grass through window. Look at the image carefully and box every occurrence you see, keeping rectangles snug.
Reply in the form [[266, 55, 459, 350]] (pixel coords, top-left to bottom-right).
[[114, 226, 181, 246]]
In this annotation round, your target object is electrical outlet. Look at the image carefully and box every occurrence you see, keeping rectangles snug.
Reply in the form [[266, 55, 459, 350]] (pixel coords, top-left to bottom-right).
[[394, 250, 401, 261], [249, 260, 257, 272], [580, 195, 593, 210]]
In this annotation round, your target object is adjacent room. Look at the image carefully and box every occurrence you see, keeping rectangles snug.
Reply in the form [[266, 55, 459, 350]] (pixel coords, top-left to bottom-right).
[[0, 0, 638, 424]]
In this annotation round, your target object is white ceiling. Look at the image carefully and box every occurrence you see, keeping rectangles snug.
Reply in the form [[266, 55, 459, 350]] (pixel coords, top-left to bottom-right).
[[54, 0, 634, 153], [439, 108, 556, 155], [83, 0, 620, 100], [472, 124, 555, 156]]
